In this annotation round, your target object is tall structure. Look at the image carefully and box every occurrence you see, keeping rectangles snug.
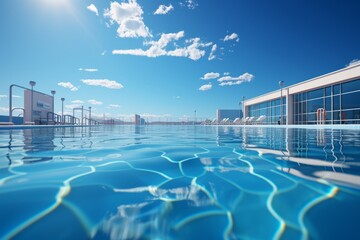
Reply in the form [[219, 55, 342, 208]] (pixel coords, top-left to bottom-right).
[[244, 63, 360, 124], [134, 114, 141, 125]]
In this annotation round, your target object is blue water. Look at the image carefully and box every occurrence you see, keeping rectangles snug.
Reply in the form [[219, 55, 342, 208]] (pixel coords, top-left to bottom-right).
[[0, 125, 359, 239]]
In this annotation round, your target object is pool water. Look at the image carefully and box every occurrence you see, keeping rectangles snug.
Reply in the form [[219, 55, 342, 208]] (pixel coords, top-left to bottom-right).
[[0, 125, 359, 239]]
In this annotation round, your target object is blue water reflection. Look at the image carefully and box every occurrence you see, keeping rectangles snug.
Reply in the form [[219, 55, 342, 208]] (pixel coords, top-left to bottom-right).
[[0, 125, 359, 239]]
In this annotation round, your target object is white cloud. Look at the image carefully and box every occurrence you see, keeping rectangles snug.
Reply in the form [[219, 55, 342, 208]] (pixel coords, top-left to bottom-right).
[[108, 104, 121, 108], [201, 72, 220, 80], [223, 33, 239, 42], [347, 59, 360, 67], [224, 72, 230, 75], [58, 82, 78, 91], [0, 107, 9, 112], [71, 100, 84, 104], [208, 44, 217, 61], [154, 4, 174, 15], [88, 99, 103, 105], [0, 94, 21, 99], [87, 4, 98, 16], [113, 31, 211, 61], [199, 83, 212, 91], [218, 72, 254, 86], [104, 0, 152, 38], [180, 0, 198, 10], [65, 104, 81, 109], [81, 79, 124, 89], [79, 68, 98, 72], [101, 51, 106, 56]]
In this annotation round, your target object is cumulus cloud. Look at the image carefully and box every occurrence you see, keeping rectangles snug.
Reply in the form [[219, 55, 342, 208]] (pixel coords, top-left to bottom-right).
[[87, 4, 98, 16], [201, 72, 220, 80], [113, 31, 211, 60], [79, 68, 98, 72], [347, 59, 360, 67], [81, 79, 124, 89], [104, 0, 152, 38], [88, 99, 103, 105], [71, 100, 84, 104], [224, 72, 230, 75], [154, 4, 174, 15], [218, 73, 254, 86], [199, 83, 212, 91], [223, 33, 239, 42], [208, 44, 217, 61], [58, 82, 78, 91], [65, 103, 82, 109]]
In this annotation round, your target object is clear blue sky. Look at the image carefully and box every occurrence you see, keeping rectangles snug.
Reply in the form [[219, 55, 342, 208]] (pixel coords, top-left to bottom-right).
[[1, 0, 359, 121]]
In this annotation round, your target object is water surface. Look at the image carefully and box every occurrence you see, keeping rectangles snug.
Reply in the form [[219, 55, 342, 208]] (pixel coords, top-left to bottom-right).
[[0, 125, 359, 239]]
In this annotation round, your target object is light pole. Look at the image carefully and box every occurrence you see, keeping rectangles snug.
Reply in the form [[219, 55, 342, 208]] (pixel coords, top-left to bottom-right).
[[279, 81, 284, 125], [242, 96, 245, 119], [194, 110, 197, 125], [89, 106, 92, 125], [29, 81, 36, 123], [61, 98, 65, 124], [51, 90, 56, 121]]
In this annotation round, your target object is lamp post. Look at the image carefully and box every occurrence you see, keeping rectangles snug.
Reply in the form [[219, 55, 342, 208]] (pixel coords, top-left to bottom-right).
[[29, 81, 36, 123], [51, 90, 56, 121], [194, 110, 196, 125], [242, 96, 245, 119], [61, 98, 65, 124], [89, 106, 92, 125], [279, 81, 284, 125]]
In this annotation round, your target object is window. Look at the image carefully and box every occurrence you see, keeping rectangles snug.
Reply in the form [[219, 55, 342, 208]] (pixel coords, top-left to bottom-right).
[[341, 79, 360, 94], [325, 87, 331, 96], [307, 88, 323, 100], [342, 91, 360, 110], [325, 97, 331, 111], [333, 84, 340, 95], [333, 95, 340, 111], [307, 98, 323, 113]]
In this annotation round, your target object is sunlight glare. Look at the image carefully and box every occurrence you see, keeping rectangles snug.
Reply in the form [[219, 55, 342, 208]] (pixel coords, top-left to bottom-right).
[[39, 0, 71, 8]]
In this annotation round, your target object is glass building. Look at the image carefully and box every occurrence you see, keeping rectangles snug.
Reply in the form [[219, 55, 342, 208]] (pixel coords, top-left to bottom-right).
[[244, 63, 360, 125]]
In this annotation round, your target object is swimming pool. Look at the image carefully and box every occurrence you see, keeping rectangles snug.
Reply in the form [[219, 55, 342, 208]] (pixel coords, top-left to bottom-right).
[[0, 125, 359, 239]]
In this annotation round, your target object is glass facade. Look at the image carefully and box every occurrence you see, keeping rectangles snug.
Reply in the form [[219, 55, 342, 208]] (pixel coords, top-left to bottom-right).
[[293, 78, 360, 124], [248, 97, 286, 124]]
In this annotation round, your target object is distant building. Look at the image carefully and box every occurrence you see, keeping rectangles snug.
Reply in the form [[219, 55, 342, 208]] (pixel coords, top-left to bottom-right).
[[134, 114, 146, 125], [135, 114, 141, 125], [216, 109, 243, 123]]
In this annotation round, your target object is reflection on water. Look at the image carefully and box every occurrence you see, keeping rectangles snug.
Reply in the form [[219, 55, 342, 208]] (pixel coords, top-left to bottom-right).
[[215, 127, 360, 188], [0, 125, 360, 239]]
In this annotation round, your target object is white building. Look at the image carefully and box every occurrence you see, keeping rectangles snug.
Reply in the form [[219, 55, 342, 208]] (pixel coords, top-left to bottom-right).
[[243, 63, 360, 124]]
